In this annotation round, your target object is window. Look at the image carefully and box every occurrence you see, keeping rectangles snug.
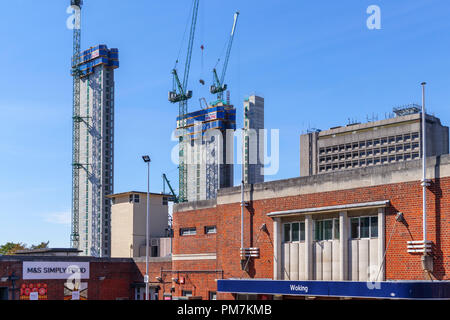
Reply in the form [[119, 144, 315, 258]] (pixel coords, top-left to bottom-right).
[[334, 219, 340, 239], [351, 218, 359, 239], [180, 228, 196, 236], [350, 216, 378, 239], [205, 226, 217, 234], [314, 218, 339, 241], [182, 290, 193, 297], [360, 217, 370, 238], [162, 197, 168, 205], [283, 222, 305, 242], [283, 224, 290, 242], [209, 292, 217, 300], [370, 216, 379, 238]]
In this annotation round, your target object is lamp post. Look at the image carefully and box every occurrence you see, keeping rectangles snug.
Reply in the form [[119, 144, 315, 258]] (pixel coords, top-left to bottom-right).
[[142, 155, 151, 300], [8, 272, 19, 300]]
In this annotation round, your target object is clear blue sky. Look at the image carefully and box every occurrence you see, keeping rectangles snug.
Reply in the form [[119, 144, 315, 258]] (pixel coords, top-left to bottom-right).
[[1, 0, 449, 247]]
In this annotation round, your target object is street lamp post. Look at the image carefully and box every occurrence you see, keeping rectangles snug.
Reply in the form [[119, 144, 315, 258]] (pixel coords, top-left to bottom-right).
[[142, 155, 151, 300]]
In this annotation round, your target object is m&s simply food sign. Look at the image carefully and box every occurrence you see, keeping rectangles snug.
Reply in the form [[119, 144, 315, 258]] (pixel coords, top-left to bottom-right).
[[23, 262, 90, 280]]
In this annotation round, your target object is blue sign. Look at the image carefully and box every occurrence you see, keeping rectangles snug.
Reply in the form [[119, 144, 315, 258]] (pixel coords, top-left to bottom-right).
[[217, 279, 450, 300]]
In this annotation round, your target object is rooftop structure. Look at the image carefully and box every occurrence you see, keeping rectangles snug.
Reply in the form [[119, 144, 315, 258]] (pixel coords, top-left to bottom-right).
[[300, 108, 449, 176], [14, 248, 82, 257]]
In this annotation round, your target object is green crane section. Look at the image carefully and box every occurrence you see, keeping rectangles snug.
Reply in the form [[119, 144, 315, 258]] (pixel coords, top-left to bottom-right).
[[210, 11, 240, 101], [70, 0, 83, 249], [162, 174, 178, 203], [168, 0, 200, 203]]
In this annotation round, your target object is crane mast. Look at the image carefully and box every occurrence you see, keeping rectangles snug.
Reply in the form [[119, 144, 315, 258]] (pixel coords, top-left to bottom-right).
[[168, 0, 200, 203], [70, 0, 83, 249], [210, 11, 240, 101]]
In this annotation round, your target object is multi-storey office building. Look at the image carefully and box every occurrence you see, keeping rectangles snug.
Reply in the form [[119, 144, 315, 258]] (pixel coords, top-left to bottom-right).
[[300, 106, 449, 176], [176, 100, 236, 202], [243, 95, 265, 184], [74, 45, 119, 256]]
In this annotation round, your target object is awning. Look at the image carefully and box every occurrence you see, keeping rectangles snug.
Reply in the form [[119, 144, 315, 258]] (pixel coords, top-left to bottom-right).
[[217, 279, 450, 300], [267, 200, 390, 218]]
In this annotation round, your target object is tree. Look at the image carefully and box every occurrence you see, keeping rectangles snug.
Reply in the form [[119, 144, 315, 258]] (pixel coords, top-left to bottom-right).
[[0, 242, 27, 255], [30, 241, 50, 250], [0, 241, 50, 255]]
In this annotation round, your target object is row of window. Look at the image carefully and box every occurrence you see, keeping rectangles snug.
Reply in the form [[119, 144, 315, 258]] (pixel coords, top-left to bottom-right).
[[109, 194, 170, 205], [319, 153, 420, 172], [179, 226, 217, 236], [283, 216, 378, 242], [319, 143, 420, 163], [319, 132, 420, 155]]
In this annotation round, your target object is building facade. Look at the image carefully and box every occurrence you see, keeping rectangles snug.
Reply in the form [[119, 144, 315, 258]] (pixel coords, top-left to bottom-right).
[[177, 101, 236, 202], [109, 191, 171, 258], [73, 45, 119, 257], [172, 154, 450, 300], [243, 95, 265, 184], [300, 108, 449, 176]]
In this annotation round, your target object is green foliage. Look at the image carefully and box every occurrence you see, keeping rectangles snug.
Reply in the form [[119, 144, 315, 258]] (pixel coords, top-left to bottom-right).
[[0, 242, 27, 255], [30, 241, 50, 250], [0, 241, 50, 255]]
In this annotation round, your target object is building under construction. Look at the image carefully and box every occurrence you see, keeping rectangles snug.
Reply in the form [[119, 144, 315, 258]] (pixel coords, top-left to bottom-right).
[[176, 100, 236, 202], [72, 44, 119, 257]]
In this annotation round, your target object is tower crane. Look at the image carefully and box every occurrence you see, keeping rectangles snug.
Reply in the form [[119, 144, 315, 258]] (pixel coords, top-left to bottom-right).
[[168, 0, 200, 203], [210, 11, 240, 102], [70, 0, 83, 249]]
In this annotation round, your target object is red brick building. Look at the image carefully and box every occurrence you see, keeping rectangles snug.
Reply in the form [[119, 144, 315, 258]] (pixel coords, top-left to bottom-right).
[[171, 155, 450, 299]]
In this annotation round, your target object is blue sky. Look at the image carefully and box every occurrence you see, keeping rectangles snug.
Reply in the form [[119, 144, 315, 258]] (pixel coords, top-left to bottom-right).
[[0, 0, 449, 247]]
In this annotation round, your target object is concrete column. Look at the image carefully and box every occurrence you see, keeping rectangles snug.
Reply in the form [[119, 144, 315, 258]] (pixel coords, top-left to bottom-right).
[[273, 218, 282, 280], [305, 214, 313, 280], [378, 208, 385, 281], [339, 211, 348, 281]]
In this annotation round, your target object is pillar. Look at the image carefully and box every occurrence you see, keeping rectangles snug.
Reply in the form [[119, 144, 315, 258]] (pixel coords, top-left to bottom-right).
[[273, 218, 282, 280], [339, 211, 348, 281], [378, 207, 385, 281], [305, 214, 313, 280]]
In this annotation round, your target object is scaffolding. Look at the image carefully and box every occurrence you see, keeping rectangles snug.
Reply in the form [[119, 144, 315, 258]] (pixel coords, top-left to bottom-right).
[[70, 0, 83, 250]]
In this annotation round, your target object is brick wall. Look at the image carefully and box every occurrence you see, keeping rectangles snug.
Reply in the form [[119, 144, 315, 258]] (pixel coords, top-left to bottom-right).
[[0, 258, 171, 300], [173, 177, 450, 299]]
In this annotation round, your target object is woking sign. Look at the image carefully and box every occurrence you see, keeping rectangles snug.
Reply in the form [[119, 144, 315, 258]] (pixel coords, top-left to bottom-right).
[[23, 262, 90, 280]]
